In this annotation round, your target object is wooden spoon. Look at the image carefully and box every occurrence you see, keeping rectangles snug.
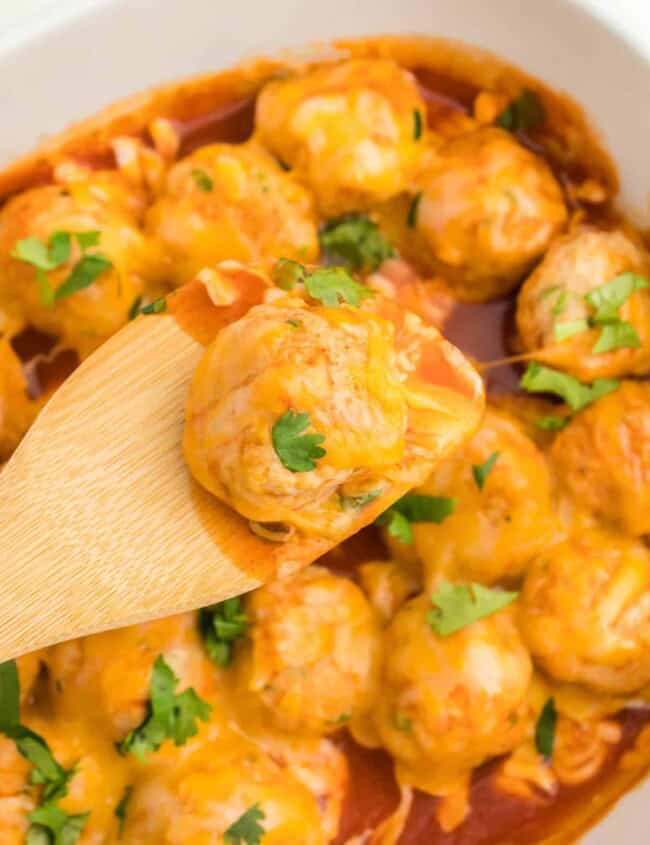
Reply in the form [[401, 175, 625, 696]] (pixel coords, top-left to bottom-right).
[[0, 270, 483, 662]]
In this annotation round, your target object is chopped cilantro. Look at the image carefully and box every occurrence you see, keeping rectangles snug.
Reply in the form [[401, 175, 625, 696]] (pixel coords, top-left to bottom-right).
[[394, 712, 413, 732], [119, 656, 211, 761], [427, 582, 519, 636], [114, 785, 132, 839], [535, 415, 570, 431], [535, 698, 557, 759], [198, 597, 249, 667], [0, 661, 73, 802], [376, 494, 456, 545], [407, 192, 423, 228], [553, 319, 590, 343], [27, 804, 89, 845], [192, 169, 214, 192], [413, 109, 423, 140], [319, 215, 395, 272], [128, 295, 143, 320], [592, 320, 641, 354], [224, 803, 266, 845], [339, 490, 382, 510], [272, 258, 306, 291], [585, 272, 649, 323], [140, 297, 167, 315], [305, 267, 373, 307], [520, 363, 619, 411], [496, 89, 545, 132], [472, 451, 500, 490], [286, 319, 302, 328], [376, 508, 413, 544], [12, 231, 112, 306], [271, 409, 326, 472]]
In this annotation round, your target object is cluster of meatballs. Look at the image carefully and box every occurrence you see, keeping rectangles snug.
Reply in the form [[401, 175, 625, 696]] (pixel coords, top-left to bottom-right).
[[1, 50, 650, 844]]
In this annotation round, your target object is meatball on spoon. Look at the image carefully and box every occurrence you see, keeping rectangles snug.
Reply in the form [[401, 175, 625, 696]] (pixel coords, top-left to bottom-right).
[[0, 262, 483, 661]]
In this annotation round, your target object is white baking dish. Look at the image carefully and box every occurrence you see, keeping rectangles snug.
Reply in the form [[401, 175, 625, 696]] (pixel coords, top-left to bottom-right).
[[0, 0, 648, 840]]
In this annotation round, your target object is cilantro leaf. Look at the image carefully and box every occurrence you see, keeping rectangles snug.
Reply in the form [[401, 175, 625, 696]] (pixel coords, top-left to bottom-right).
[[140, 297, 167, 315], [319, 215, 395, 272], [28, 803, 88, 845], [376, 494, 455, 545], [54, 253, 112, 301], [472, 451, 500, 490], [114, 785, 132, 839], [585, 272, 649, 323], [407, 192, 423, 228], [0, 661, 73, 802], [224, 803, 266, 845], [49, 232, 72, 265], [376, 508, 413, 544], [535, 697, 557, 759], [11, 235, 63, 271], [128, 295, 143, 320], [272, 258, 306, 290], [339, 490, 382, 510], [198, 597, 249, 667], [535, 415, 570, 431], [496, 89, 545, 132], [305, 267, 373, 307], [119, 656, 211, 761], [192, 169, 214, 192], [592, 319, 641, 354], [427, 582, 519, 636], [75, 230, 101, 250], [271, 410, 326, 472], [520, 363, 619, 411], [413, 109, 423, 140], [553, 319, 590, 343], [286, 319, 302, 328]]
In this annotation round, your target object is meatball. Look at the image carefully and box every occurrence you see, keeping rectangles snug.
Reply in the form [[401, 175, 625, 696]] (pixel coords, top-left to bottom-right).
[[519, 530, 650, 694], [124, 735, 329, 845], [403, 127, 567, 301], [373, 594, 532, 792], [46, 613, 216, 741], [238, 566, 381, 734], [255, 58, 426, 214], [516, 226, 650, 381], [550, 381, 650, 536], [0, 174, 163, 357], [403, 408, 559, 586], [184, 274, 484, 539], [146, 142, 319, 283]]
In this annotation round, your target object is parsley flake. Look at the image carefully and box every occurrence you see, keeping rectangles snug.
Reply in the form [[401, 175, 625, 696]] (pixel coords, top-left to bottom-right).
[[535, 697, 557, 759], [224, 803, 266, 845], [472, 451, 500, 490], [0, 661, 73, 802], [376, 494, 456, 545], [407, 192, 423, 228], [520, 363, 619, 411], [535, 415, 570, 431], [496, 89, 545, 132], [140, 297, 167, 315], [428, 582, 519, 636], [413, 109, 423, 140], [319, 215, 395, 272], [553, 319, 590, 343], [192, 169, 214, 192], [198, 597, 249, 667], [27, 804, 89, 845], [339, 489, 382, 510], [12, 231, 112, 306], [271, 410, 326, 472], [305, 267, 373, 307], [119, 656, 211, 761], [286, 319, 302, 328], [114, 785, 133, 839], [272, 258, 306, 291]]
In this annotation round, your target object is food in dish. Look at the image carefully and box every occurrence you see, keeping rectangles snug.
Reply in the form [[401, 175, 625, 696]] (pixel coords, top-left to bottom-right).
[[1, 35, 650, 845]]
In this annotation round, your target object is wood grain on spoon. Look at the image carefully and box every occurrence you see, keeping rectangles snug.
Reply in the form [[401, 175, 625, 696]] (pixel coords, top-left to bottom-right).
[[0, 277, 454, 662]]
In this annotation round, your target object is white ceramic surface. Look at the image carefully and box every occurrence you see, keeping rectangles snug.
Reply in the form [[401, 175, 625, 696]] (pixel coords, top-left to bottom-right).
[[0, 0, 649, 840]]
